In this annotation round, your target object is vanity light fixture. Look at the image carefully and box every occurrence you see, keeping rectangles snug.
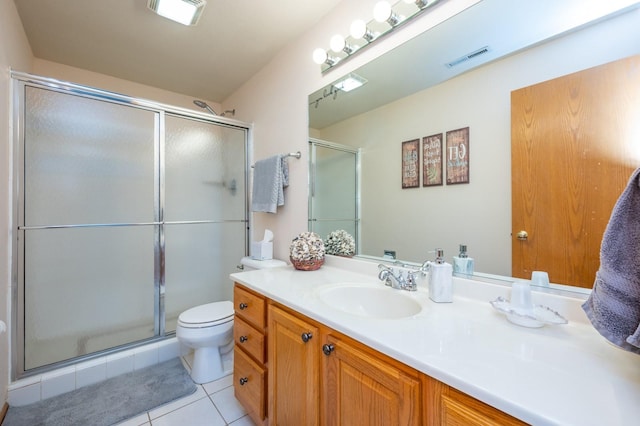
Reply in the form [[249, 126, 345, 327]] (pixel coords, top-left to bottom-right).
[[333, 73, 368, 92], [374, 1, 402, 26], [313, 0, 443, 73], [147, 0, 207, 26]]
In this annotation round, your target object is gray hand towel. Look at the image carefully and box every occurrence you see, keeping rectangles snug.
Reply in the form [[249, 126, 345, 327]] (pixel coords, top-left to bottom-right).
[[251, 155, 288, 213], [582, 167, 640, 354]]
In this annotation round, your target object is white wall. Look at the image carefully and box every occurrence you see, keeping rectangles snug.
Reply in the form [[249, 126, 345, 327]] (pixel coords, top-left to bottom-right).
[[0, 0, 33, 404], [317, 9, 640, 275]]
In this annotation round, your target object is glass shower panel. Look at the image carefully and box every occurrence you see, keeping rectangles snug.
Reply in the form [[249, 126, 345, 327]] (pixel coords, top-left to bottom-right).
[[164, 115, 246, 221], [163, 115, 247, 332], [163, 222, 246, 332], [24, 226, 155, 370], [21, 86, 157, 370], [24, 86, 156, 226], [309, 143, 358, 242]]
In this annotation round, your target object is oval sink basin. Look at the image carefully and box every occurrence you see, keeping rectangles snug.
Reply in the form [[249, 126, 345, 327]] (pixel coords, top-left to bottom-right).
[[316, 283, 422, 319]]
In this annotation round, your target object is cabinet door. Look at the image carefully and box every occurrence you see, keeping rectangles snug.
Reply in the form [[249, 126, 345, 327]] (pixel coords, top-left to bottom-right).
[[268, 305, 320, 426], [323, 334, 421, 426]]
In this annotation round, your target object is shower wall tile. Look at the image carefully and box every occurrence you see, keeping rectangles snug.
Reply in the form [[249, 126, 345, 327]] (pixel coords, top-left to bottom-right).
[[158, 338, 180, 362], [134, 344, 159, 370], [76, 358, 107, 388], [41, 366, 76, 399], [7, 378, 41, 407], [106, 349, 135, 378]]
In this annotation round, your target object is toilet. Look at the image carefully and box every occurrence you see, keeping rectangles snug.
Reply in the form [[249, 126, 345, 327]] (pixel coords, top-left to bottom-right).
[[176, 256, 286, 384]]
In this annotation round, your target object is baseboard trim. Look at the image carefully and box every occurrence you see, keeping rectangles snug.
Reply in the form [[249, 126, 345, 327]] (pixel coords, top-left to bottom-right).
[[0, 401, 9, 424]]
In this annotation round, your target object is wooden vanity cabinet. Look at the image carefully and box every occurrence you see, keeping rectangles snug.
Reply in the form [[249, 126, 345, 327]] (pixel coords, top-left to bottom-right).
[[233, 283, 527, 426], [267, 304, 320, 425], [424, 376, 527, 426], [322, 333, 422, 425], [233, 284, 268, 426]]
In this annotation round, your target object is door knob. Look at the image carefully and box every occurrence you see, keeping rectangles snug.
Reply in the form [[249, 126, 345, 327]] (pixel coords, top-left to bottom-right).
[[239, 336, 248, 343], [238, 302, 248, 310], [516, 230, 528, 241], [301, 332, 313, 343], [239, 377, 248, 385]]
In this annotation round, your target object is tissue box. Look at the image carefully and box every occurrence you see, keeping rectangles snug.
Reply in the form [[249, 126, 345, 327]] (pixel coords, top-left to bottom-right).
[[251, 241, 273, 260]]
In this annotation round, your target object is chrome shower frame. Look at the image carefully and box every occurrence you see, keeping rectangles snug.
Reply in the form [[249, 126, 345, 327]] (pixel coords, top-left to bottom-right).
[[10, 71, 253, 380]]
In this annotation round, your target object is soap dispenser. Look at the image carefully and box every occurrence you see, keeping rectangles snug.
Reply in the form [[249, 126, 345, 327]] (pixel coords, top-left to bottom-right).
[[453, 244, 474, 276], [429, 248, 453, 303]]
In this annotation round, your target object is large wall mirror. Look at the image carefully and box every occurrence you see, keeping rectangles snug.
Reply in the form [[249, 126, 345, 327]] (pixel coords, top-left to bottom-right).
[[308, 0, 640, 292]]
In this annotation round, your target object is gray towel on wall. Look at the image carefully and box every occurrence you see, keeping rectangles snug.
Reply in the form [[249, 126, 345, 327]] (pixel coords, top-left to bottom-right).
[[251, 155, 289, 213], [582, 167, 640, 354]]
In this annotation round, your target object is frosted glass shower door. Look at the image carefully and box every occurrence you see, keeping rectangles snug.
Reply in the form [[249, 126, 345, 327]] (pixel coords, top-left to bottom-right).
[[309, 141, 359, 245], [21, 86, 157, 370], [163, 115, 247, 332]]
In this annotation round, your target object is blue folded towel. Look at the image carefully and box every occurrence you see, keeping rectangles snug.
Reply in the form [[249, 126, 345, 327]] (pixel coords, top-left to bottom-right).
[[583, 168, 640, 354], [251, 155, 289, 213]]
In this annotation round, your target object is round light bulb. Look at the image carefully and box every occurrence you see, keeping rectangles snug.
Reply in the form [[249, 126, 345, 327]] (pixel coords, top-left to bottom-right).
[[312, 48, 327, 65], [350, 19, 367, 39], [373, 1, 392, 22], [330, 34, 346, 53]]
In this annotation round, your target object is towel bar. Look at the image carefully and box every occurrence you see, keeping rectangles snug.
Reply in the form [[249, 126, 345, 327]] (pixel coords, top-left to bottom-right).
[[251, 151, 301, 168]]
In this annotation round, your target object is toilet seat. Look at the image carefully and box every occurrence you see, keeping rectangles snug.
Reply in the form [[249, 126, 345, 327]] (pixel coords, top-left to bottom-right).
[[178, 301, 234, 329]]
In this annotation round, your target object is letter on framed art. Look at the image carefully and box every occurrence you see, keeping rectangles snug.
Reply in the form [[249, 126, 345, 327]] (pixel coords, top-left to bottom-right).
[[446, 127, 470, 184], [422, 133, 443, 186], [401, 139, 420, 189]]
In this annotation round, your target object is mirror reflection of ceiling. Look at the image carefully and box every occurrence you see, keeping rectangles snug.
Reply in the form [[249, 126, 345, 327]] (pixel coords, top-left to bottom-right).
[[309, 0, 640, 129]]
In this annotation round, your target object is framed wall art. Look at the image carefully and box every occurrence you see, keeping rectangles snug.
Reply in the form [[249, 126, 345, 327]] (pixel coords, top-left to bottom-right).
[[422, 133, 443, 186], [446, 127, 470, 184], [401, 139, 420, 188]]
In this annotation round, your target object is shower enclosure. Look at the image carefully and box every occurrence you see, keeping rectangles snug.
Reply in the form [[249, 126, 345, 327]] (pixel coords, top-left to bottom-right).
[[308, 139, 360, 249], [11, 72, 249, 378]]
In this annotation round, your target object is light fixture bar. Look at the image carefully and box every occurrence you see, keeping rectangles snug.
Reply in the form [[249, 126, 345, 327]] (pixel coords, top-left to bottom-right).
[[147, 0, 207, 26]]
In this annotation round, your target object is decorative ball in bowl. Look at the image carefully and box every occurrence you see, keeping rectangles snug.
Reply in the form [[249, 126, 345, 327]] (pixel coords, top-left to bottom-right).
[[290, 232, 325, 271], [324, 229, 356, 257]]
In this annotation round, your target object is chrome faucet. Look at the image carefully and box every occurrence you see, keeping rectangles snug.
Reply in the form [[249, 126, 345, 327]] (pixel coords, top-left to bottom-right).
[[377, 264, 418, 291]]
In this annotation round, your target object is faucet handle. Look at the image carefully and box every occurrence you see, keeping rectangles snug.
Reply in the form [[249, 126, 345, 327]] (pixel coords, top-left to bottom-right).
[[405, 271, 418, 291]]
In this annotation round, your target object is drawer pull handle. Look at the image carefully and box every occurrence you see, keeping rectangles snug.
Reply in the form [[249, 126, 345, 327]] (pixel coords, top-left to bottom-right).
[[301, 332, 313, 343], [239, 335, 248, 343], [238, 302, 248, 310], [322, 343, 335, 356]]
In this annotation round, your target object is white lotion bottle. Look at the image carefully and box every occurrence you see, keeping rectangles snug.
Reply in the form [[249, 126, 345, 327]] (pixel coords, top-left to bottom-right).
[[429, 248, 453, 303]]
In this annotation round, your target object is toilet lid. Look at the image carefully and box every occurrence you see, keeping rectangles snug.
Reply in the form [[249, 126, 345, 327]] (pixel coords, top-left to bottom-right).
[[178, 301, 234, 326]]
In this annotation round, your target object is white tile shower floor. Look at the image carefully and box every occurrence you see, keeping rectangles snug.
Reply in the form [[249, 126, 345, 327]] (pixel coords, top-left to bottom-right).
[[115, 355, 255, 426]]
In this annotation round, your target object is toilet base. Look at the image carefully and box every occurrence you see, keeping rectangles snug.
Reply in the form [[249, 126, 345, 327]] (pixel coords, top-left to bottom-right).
[[190, 346, 225, 384]]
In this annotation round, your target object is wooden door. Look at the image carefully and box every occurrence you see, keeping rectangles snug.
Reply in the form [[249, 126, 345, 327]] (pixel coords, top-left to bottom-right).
[[267, 305, 320, 426], [322, 334, 421, 426], [511, 55, 640, 288]]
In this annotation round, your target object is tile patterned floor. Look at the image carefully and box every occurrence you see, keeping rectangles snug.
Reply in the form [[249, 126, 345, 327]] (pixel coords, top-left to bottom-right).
[[115, 356, 256, 426]]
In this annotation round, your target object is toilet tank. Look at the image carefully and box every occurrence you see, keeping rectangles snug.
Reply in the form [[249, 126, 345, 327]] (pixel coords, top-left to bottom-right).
[[240, 256, 286, 271]]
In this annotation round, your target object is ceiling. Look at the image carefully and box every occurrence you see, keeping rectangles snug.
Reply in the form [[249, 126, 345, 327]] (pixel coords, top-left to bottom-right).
[[13, 0, 343, 103]]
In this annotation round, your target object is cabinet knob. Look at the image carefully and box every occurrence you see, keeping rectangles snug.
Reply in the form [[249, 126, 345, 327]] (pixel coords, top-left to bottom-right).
[[238, 302, 248, 310], [239, 335, 248, 343], [301, 332, 313, 343], [239, 377, 248, 385], [322, 343, 335, 356]]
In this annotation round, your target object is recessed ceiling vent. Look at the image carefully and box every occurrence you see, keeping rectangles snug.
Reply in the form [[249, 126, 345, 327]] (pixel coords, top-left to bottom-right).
[[445, 46, 490, 68]]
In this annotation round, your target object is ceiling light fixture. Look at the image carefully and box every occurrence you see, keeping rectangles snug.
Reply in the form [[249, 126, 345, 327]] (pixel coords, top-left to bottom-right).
[[313, 0, 442, 73], [147, 0, 207, 26]]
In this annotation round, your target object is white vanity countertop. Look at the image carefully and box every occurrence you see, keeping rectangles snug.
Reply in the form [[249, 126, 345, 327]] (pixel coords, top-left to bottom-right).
[[230, 258, 640, 426]]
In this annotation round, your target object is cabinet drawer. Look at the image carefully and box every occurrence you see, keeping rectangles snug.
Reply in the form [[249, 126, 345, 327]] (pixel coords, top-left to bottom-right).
[[234, 316, 266, 364], [234, 346, 266, 422], [234, 285, 266, 329]]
